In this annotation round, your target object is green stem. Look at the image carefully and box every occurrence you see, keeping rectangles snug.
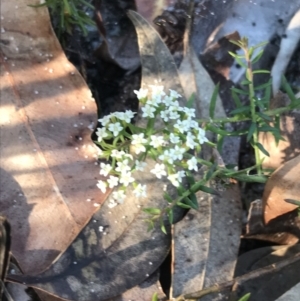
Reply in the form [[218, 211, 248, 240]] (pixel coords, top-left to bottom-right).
[[244, 47, 262, 175]]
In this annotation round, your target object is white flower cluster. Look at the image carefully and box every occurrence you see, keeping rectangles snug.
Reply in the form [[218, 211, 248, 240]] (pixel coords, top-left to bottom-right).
[[95, 85, 209, 208]]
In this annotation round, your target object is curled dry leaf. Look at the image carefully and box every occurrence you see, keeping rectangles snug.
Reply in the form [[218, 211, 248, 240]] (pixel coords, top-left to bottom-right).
[[0, 0, 110, 275], [263, 155, 300, 224], [259, 91, 300, 170]]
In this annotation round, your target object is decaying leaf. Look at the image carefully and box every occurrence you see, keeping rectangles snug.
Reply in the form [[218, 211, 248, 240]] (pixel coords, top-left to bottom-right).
[[233, 244, 300, 301], [259, 92, 300, 170], [245, 199, 300, 245], [263, 155, 300, 224], [0, 0, 110, 275]]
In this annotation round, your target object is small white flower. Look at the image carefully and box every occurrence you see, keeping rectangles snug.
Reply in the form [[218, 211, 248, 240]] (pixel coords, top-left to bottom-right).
[[141, 104, 156, 118], [132, 144, 146, 154], [170, 133, 180, 144], [133, 184, 147, 197], [174, 119, 192, 133], [134, 88, 148, 100], [187, 157, 198, 171], [113, 112, 125, 120], [108, 122, 123, 137], [115, 159, 131, 174], [135, 160, 147, 171], [183, 107, 196, 118], [186, 132, 197, 149], [107, 175, 119, 188], [164, 95, 174, 106], [100, 163, 112, 177], [96, 127, 109, 142], [150, 163, 167, 179], [167, 173, 180, 187], [197, 128, 209, 144], [111, 149, 125, 159], [108, 199, 118, 208], [123, 110, 136, 123], [159, 149, 174, 164], [112, 190, 126, 204], [119, 171, 135, 186], [149, 85, 165, 99], [169, 89, 181, 99], [160, 110, 169, 122], [177, 170, 186, 182], [131, 133, 147, 154], [150, 135, 165, 148], [170, 145, 185, 160], [98, 115, 111, 127], [168, 110, 180, 120], [132, 133, 147, 145], [97, 180, 107, 193]]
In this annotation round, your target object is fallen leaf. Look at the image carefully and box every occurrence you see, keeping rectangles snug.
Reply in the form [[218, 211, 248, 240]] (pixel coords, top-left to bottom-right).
[[160, 6, 243, 298], [0, 0, 110, 275], [259, 92, 300, 170], [245, 199, 300, 245], [233, 244, 300, 301], [6, 11, 189, 301], [263, 155, 300, 224]]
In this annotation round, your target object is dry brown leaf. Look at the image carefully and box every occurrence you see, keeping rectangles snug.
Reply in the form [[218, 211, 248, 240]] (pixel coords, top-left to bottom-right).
[[0, 0, 110, 275], [263, 155, 300, 224], [233, 244, 300, 301], [259, 92, 300, 170]]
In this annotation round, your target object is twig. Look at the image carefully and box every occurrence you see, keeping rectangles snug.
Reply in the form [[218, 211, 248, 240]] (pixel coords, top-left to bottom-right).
[[172, 252, 300, 301]]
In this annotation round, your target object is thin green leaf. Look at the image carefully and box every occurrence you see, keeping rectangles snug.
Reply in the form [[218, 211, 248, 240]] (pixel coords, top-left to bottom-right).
[[152, 292, 159, 301], [233, 174, 267, 183], [253, 41, 268, 49], [254, 81, 272, 90], [143, 208, 161, 215], [209, 83, 219, 119], [217, 135, 224, 152], [281, 76, 298, 104], [231, 87, 249, 95], [235, 57, 247, 69], [230, 106, 251, 115], [284, 199, 300, 206], [238, 292, 251, 301], [231, 90, 243, 108], [251, 49, 264, 63], [246, 122, 257, 142], [206, 124, 248, 136], [256, 142, 270, 157], [228, 51, 245, 59], [168, 209, 174, 224], [176, 201, 191, 209], [256, 111, 272, 121], [229, 40, 243, 48], [240, 79, 252, 85], [252, 69, 270, 74], [161, 223, 167, 234], [184, 197, 198, 210]]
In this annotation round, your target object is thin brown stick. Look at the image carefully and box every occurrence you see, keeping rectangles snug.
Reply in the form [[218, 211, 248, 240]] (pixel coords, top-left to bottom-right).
[[173, 252, 300, 301]]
